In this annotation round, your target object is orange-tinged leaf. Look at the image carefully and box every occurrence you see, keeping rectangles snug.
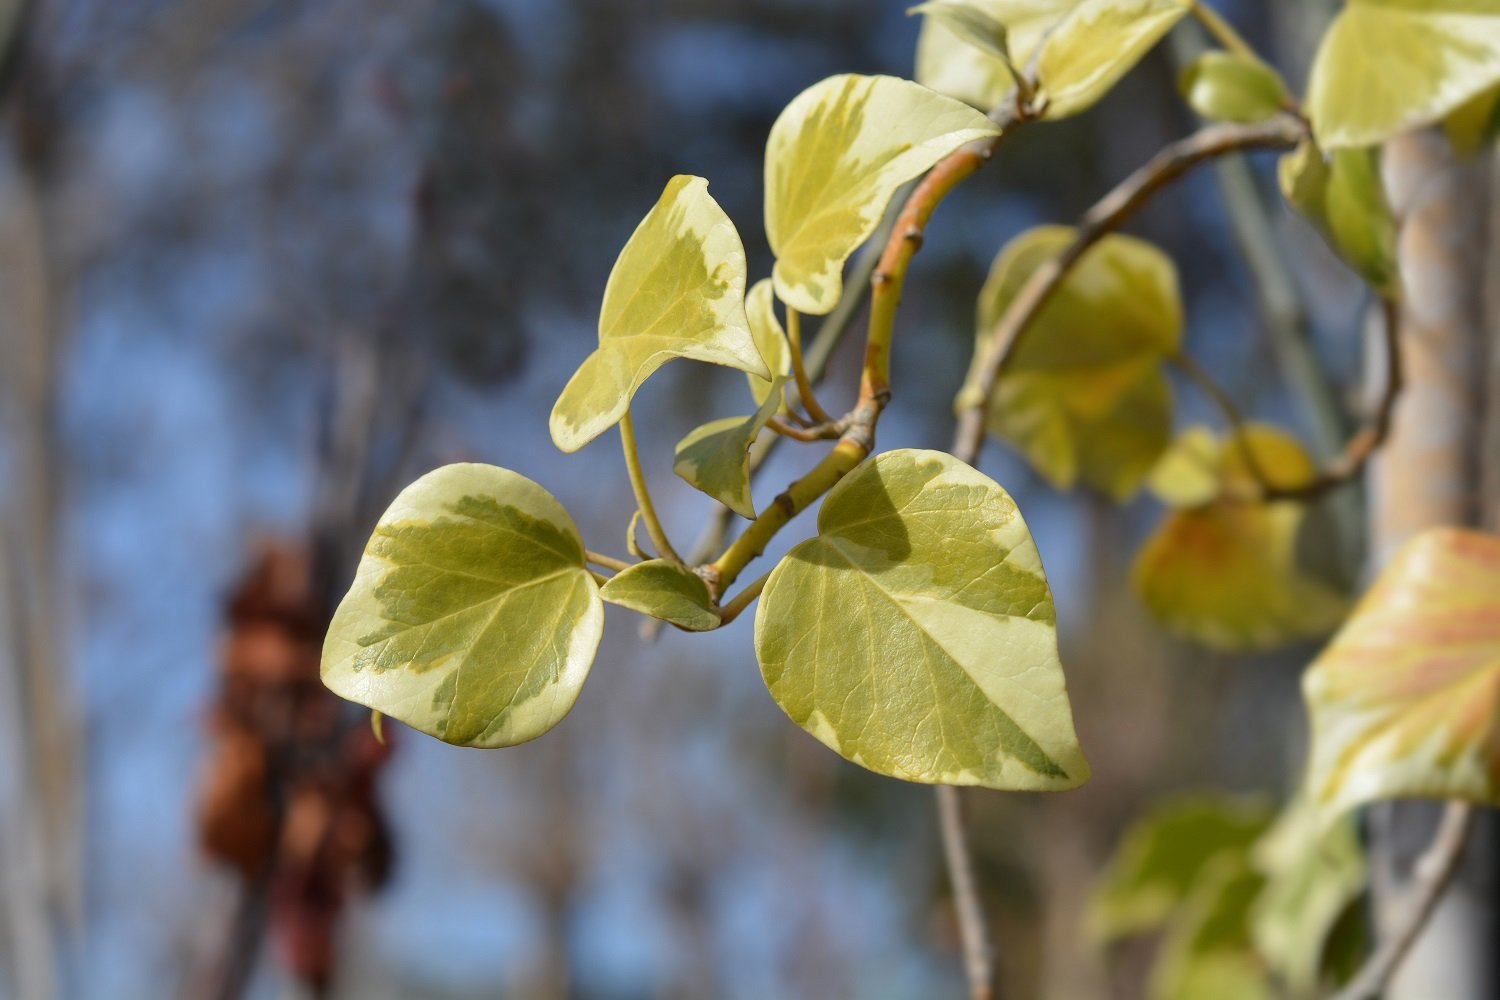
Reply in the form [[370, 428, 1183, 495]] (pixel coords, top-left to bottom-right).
[[1303, 527, 1500, 821]]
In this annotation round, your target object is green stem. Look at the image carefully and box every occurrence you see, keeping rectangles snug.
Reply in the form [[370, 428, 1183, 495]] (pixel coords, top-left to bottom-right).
[[619, 410, 682, 564], [787, 307, 835, 425], [717, 568, 773, 626], [585, 549, 633, 572], [1192, 2, 1259, 62]]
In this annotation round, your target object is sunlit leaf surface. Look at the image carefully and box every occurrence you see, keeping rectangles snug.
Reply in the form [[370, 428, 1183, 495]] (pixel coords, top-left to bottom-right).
[[1036, 0, 1193, 119], [915, 0, 1070, 109], [550, 174, 768, 453], [960, 225, 1181, 500], [1307, 0, 1500, 148], [1135, 426, 1349, 651], [323, 463, 603, 748], [764, 74, 1001, 315], [909, 1, 1013, 61], [755, 449, 1088, 789], [745, 278, 792, 406], [1090, 794, 1273, 943], [599, 559, 719, 632], [1179, 51, 1289, 124], [673, 378, 786, 519], [1304, 527, 1500, 820], [1280, 141, 1398, 295]]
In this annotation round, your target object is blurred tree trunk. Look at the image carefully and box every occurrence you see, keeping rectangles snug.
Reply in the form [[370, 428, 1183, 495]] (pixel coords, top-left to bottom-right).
[[1369, 129, 1496, 1000]]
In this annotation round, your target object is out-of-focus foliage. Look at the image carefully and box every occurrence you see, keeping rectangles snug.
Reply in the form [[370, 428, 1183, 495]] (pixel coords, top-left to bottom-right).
[[1279, 142, 1399, 296], [755, 450, 1089, 790], [1178, 51, 1289, 124], [764, 73, 1000, 315], [1134, 426, 1349, 651], [1304, 527, 1500, 821], [322, 463, 603, 747], [959, 225, 1181, 501], [1306, 0, 1500, 148], [549, 175, 766, 453]]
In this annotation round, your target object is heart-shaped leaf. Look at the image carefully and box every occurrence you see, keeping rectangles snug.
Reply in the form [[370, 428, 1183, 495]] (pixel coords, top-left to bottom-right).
[[1134, 426, 1349, 651], [673, 377, 787, 519], [1303, 527, 1500, 820], [765, 74, 1002, 315], [1306, 0, 1500, 149], [754, 448, 1088, 789], [599, 559, 719, 632], [1035, 0, 1193, 119], [322, 463, 604, 748], [959, 225, 1181, 500], [550, 174, 768, 453]]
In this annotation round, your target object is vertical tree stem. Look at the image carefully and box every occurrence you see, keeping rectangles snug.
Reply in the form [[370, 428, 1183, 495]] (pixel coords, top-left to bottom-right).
[[619, 410, 681, 564], [936, 785, 997, 1000], [786, 306, 835, 425]]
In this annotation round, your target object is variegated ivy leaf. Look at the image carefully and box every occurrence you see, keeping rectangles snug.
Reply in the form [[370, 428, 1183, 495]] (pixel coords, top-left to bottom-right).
[[915, 0, 1070, 110], [1035, 0, 1193, 120], [673, 377, 787, 519], [322, 463, 604, 748], [754, 449, 1089, 790], [909, 2, 1013, 62], [1134, 425, 1349, 651], [1179, 51, 1289, 124], [959, 225, 1181, 501], [764, 74, 1001, 315], [915, 0, 1191, 119], [1089, 794, 1273, 944], [550, 174, 769, 453], [1303, 527, 1500, 821], [745, 278, 792, 406], [599, 559, 719, 632], [1279, 141, 1398, 296], [1250, 799, 1368, 996], [1306, 0, 1500, 149]]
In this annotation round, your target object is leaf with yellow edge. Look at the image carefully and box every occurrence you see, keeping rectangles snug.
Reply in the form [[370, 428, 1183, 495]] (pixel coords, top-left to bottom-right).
[[915, 0, 1072, 110], [1250, 798, 1368, 996], [550, 175, 768, 453], [1035, 0, 1193, 120], [1303, 527, 1500, 821], [1089, 794, 1273, 944], [1134, 425, 1349, 651], [959, 225, 1181, 501], [673, 377, 787, 519], [764, 74, 1001, 315], [1279, 141, 1398, 296], [745, 278, 792, 406], [322, 463, 603, 748], [1179, 51, 1289, 124], [1306, 0, 1500, 149], [755, 449, 1089, 790], [599, 559, 719, 632]]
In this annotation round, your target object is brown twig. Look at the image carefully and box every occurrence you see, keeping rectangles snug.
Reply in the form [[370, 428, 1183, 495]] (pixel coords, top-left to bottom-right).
[[1330, 801, 1475, 1000], [766, 415, 845, 442], [952, 114, 1309, 466], [937, 784, 996, 1000]]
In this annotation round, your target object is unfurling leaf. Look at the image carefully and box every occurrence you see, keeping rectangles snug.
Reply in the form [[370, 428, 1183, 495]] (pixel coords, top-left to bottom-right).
[[322, 463, 604, 748], [1279, 141, 1398, 296], [959, 225, 1181, 500], [1134, 426, 1349, 651], [1250, 799, 1368, 996], [673, 378, 787, 519], [1306, 0, 1500, 149], [755, 449, 1088, 790], [915, 0, 1068, 109], [745, 278, 793, 406], [1303, 527, 1500, 822], [1089, 794, 1273, 944], [1035, 0, 1193, 119], [550, 175, 768, 453], [764, 74, 1001, 315], [599, 559, 719, 632], [1179, 51, 1288, 124]]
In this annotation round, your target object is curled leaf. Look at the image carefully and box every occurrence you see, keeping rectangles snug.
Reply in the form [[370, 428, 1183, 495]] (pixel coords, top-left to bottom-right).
[[745, 278, 792, 406], [673, 377, 787, 518], [1179, 51, 1288, 124], [600, 559, 719, 632], [1279, 141, 1398, 296]]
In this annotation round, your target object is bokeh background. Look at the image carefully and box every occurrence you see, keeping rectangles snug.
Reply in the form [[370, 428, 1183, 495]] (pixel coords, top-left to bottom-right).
[[0, 1, 1390, 997]]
